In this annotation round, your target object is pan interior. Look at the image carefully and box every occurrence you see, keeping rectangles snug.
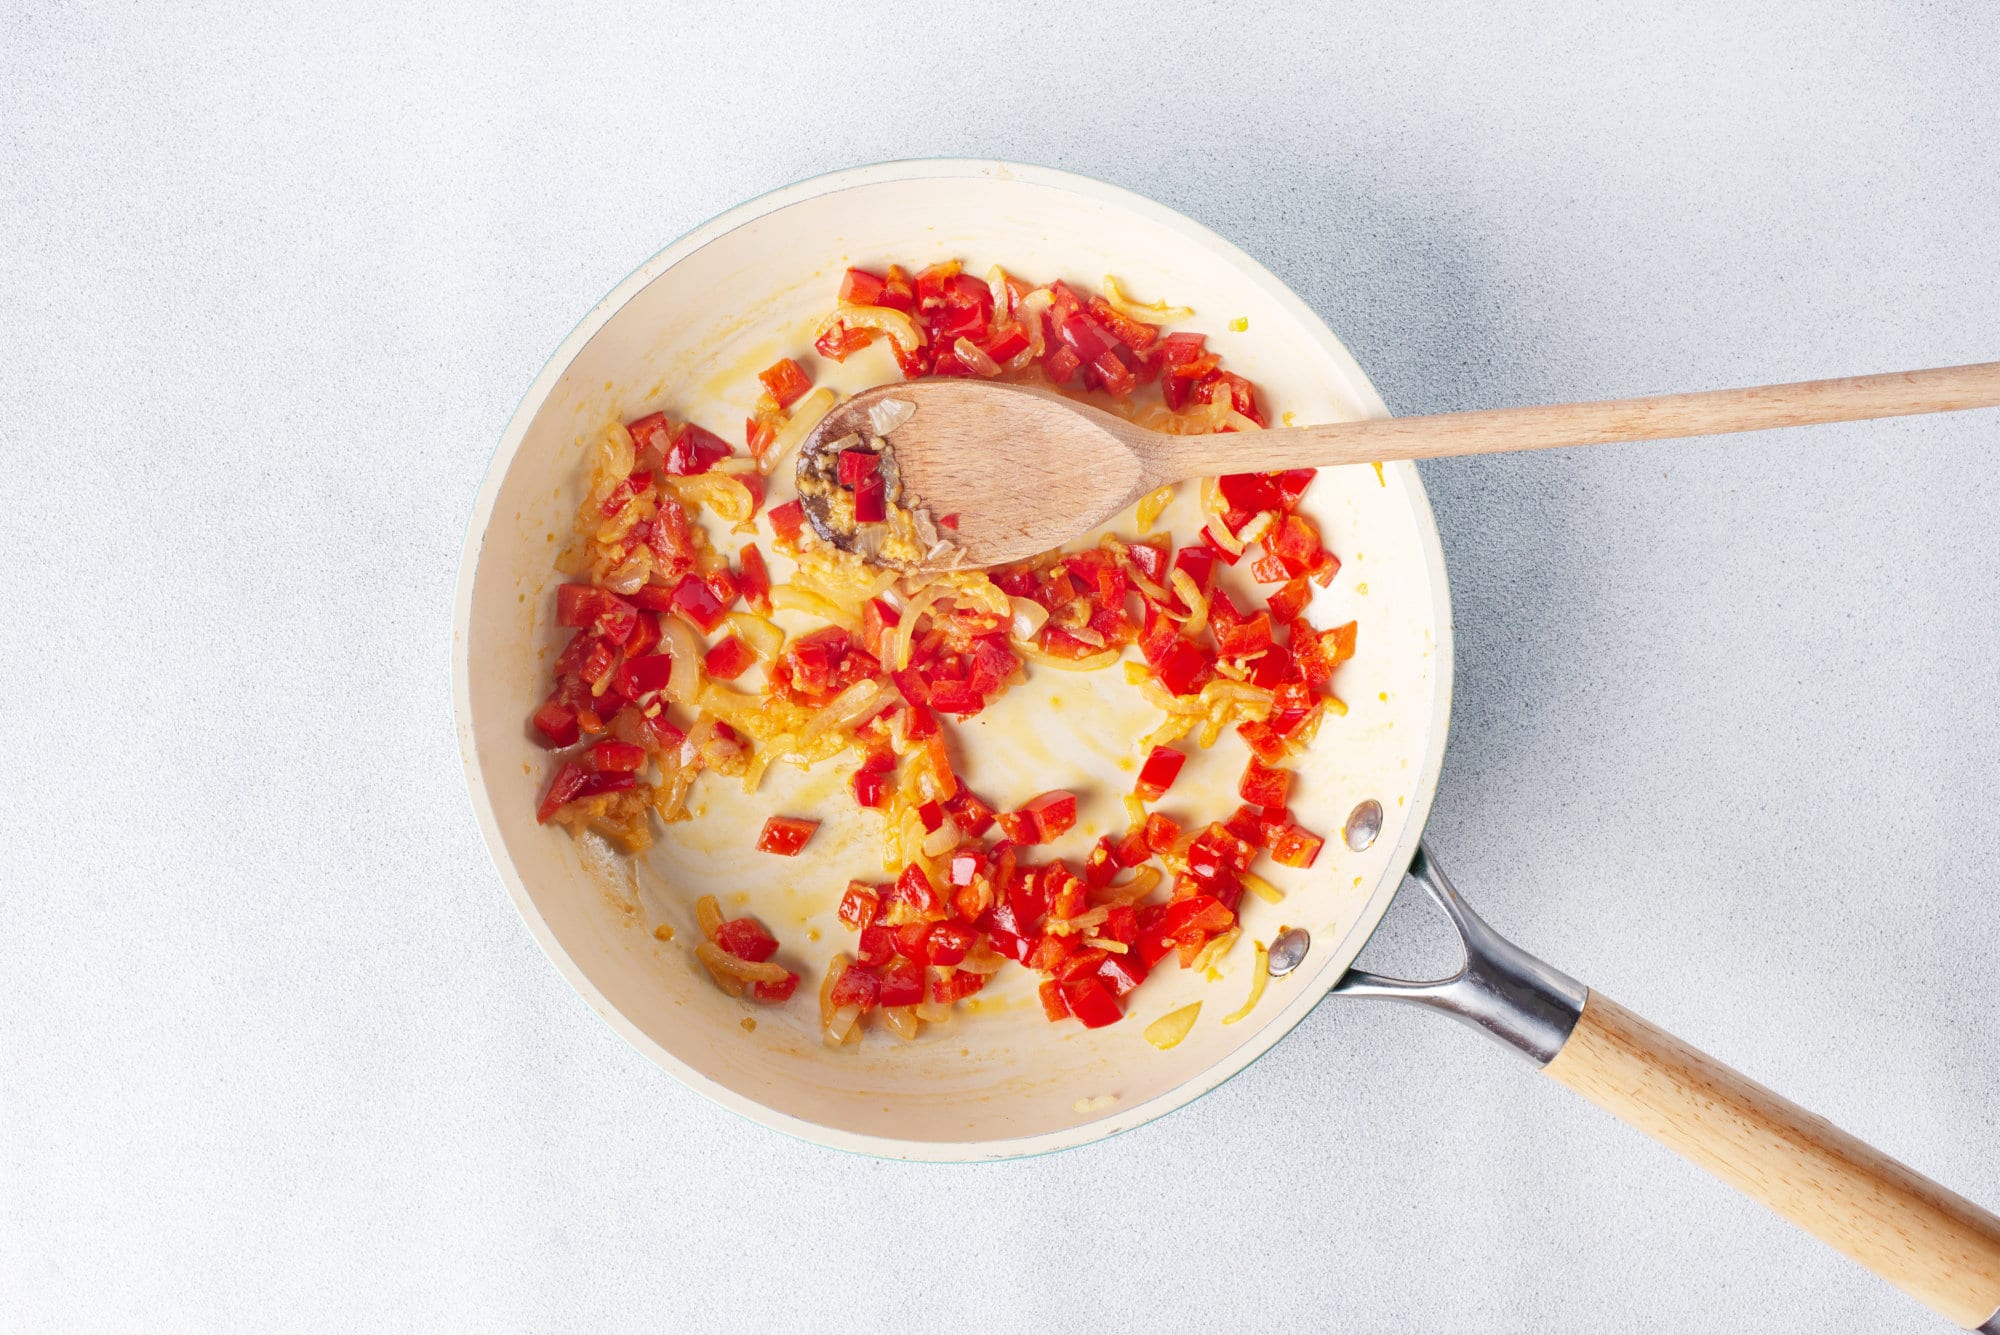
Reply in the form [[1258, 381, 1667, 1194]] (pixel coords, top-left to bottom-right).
[[455, 163, 1452, 1157]]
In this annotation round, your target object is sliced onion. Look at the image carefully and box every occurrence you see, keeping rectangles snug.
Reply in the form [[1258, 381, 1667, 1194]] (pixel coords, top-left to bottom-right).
[[1008, 596, 1049, 640], [1203, 520, 1244, 556], [1014, 288, 1053, 361], [953, 336, 1001, 378], [958, 942, 1006, 975], [1170, 568, 1209, 638], [825, 1004, 861, 1045], [1191, 927, 1242, 974], [800, 679, 887, 745], [1065, 623, 1107, 649], [881, 1005, 921, 1041], [696, 940, 788, 985], [603, 549, 652, 594], [891, 585, 945, 671], [819, 953, 850, 1027], [816, 303, 924, 349], [658, 614, 702, 704], [762, 387, 836, 476], [1143, 1002, 1202, 1050], [1101, 274, 1194, 324], [1241, 870, 1284, 905], [664, 473, 757, 523], [723, 611, 784, 663], [1134, 484, 1175, 534], [862, 397, 916, 438], [1235, 510, 1277, 548], [1222, 942, 1271, 1025], [920, 814, 960, 860], [915, 994, 952, 1023], [695, 894, 724, 941], [771, 584, 860, 631], [985, 264, 1010, 331]]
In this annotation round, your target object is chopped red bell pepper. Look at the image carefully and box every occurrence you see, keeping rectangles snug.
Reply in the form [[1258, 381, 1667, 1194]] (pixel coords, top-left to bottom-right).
[[1134, 745, 1186, 802], [612, 653, 674, 703], [626, 412, 675, 461], [890, 863, 940, 918], [878, 959, 925, 1008], [815, 321, 876, 361], [1240, 758, 1292, 809], [1152, 637, 1212, 697], [1097, 950, 1149, 997], [768, 499, 806, 546], [1019, 790, 1078, 843], [852, 764, 889, 809], [1038, 979, 1070, 1021], [735, 543, 772, 616], [532, 698, 579, 749], [927, 921, 974, 967], [536, 762, 634, 824], [753, 971, 800, 1002], [1057, 976, 1123, 1028], [664, 423, 733, 476], [716, 917, 779, 963], [856, 925, 894, 968], [1218, 472, 1282, 514], [556, 584, 639, 645], [839, 267, 887, 307], [838, 883, 881, 931], [1268, 576, 1312, 623], [755, 815, 818, 856], [838, 448, 878, 487], [757, 357, 813, 410], [703, 635, 757, 680], [1114, 825, 1151, 867], [931, 967, 986, 1004], [853, 470, 886, 523], [669, 574, 729, 634], [1267, 820, 1326, 869], [1144, 812, 1181, 854], [829, 964, 881, 1013], [588, 740, 645, 773]]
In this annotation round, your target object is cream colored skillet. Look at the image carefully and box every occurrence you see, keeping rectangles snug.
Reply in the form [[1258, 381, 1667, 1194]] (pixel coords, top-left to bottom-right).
[[454, 160, 1999, 1329]]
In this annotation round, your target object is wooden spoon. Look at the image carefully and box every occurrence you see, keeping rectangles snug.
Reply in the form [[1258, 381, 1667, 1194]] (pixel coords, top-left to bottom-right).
[[795, 361, 2000, 568]]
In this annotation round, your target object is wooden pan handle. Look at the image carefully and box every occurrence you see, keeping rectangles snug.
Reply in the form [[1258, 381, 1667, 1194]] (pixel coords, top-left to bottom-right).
[[1544, 991, 2000, 1328]]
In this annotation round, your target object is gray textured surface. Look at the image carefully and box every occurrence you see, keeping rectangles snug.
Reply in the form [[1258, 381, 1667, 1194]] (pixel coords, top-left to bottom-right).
[[4, 3, 1997, 1331]]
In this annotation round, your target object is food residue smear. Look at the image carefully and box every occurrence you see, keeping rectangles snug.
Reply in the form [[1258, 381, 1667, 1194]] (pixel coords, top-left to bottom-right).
[[529, 262, 1355, 1047]]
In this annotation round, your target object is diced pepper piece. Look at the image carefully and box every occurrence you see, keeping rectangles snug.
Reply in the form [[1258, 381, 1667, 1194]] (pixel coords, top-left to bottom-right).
[[664, 423, 733, 476], [752, 971, 799, 1002], [1097, 950, 1149, 998], [1057, 976, 1123, 1028], [1268, 820, 1326, 869], [703, 636, 757, 681], [1039, 978, 1070, 1021], [532, 698, 579, 749], [716, 917, 779, 963], [878, 959, 925, 1008], [838, 448, 878, 487], [856, 924, 894, 968], [839, 267, 887, 307], [758, 357, 813, 410], [890, 863, 940, 918], [768, 499, 807, 546], [928, 921, 974, 967], [755, 815, 818, 856], [829, 964, 881, 1013], [852, 765, 889, 809], [670, 574, 729, 633], [737, 543, 772, 615], [893, 921, 933, 965], [1240, 758, 1292, 809], [1218, 472, 1282, 514], [612, 653, 674, 703], [1153, 638, 1212, 697], [1019, 790, 1078, 843], [1144, 812, 1181, 854], [1135, 746, 1187, 802], [535, 762, 634, 824], [1267, 577, 1312, 623], [854, 470, 885, 522], [931, 967, 986, 1004], [556, 584, 639, 645], [588, 740, 645, 773], [838, 883, 880, 931]]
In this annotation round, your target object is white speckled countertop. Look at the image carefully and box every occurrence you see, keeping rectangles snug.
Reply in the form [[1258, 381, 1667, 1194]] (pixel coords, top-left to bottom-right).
[[4, 3, 1996, 1330]]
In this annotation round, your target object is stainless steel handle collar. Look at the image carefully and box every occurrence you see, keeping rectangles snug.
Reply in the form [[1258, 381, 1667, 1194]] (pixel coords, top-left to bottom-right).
[[1330, 841, 1587, 1066]]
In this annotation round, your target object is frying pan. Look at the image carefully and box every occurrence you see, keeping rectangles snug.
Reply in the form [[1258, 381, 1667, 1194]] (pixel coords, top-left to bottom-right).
[[451, 159, 2000, 1328]]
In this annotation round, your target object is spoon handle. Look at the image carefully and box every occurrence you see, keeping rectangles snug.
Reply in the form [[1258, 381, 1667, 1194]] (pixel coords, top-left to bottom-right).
[[1143, 360, 2000, 478]]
